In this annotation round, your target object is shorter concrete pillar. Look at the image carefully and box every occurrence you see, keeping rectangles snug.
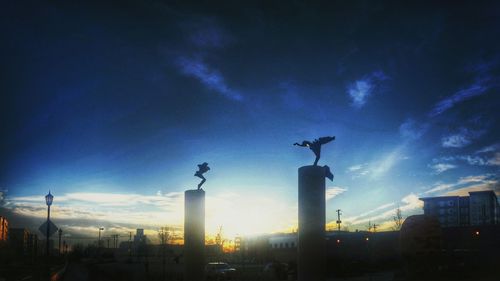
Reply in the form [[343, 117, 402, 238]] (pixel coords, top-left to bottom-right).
[[298, 165, 326, 281], [184, 189, 205, 281]]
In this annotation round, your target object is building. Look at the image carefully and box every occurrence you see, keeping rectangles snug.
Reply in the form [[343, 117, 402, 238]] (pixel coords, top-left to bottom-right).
[[0, 216, 8, 241], [469, 191, 499, 225], [269, 233, 297, 249], [9, 228, 30, 255], [134, 228, 147, 244], [420, 190, 499, 227]]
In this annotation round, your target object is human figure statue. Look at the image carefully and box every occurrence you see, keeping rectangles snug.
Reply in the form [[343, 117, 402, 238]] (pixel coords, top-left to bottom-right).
[[194, 162, 210, 190], [294, 136, 335, 166]]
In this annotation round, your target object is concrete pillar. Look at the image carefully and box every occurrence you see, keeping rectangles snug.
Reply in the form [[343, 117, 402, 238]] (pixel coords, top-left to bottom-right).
[[184, 189, 205, 281], [298, 165, 326, 281]]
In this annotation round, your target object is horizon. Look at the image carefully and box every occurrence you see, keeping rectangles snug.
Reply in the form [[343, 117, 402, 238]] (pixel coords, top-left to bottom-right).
[[1, 1, 499, 246]]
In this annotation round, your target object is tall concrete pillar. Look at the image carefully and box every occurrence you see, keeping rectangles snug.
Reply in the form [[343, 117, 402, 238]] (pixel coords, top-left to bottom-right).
[[298, 165, 326, 281], [184, 189, 205, 281]]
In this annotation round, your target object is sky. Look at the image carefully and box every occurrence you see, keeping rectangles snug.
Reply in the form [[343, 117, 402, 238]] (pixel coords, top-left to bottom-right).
[[1, 1, 499, 243]]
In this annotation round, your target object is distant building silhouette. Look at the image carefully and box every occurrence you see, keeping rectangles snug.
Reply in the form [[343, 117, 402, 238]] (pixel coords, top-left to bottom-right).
[[420, 191, 499, 227], [0, 216, 8, 242], [134, 228, 147, 244], [9, 228, 30, 255]]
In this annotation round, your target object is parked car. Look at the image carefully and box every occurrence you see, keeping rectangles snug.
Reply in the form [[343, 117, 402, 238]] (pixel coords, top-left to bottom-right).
[[205, 262, 237, 280], [263, 261, 288, 280]]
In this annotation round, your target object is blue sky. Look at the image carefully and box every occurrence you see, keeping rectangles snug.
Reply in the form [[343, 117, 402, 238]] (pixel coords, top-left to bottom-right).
[[0, 1, 499, 240]]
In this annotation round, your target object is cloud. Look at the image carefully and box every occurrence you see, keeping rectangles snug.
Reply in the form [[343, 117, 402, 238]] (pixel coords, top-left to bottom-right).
[[5, 190, 297, 240], [190, 26, 231, 49], [342, 193, 422, 227], [460, 154, 500, 166], [347, 164, 364, 172], [423, 174, 498, 195], [7, 192, 185, 230], [399, 118, 428, 141], [441, 127, 485, 148], [476, 144, 500, 154], [0, 189, 5, 204], [347, 70, 389, 108], [181, 17, 232, 49], [487, 153, 500, 166], [428, 163, 457, 174], [326, 187, 347, 201], [346, 164, 370, 178], [176, 56, 243, 101], [429, 78, 491, 117], [445, 181, 500, 197], [340, 202, 395, 225], [346, 146, 407, 180], [423, 183, 455, 194], [370, 145, 405, 179]]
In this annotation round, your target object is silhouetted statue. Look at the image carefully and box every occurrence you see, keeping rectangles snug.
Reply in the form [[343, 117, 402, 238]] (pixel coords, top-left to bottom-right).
[[194, 162, 210, 190], [294, 136, 335, 166]]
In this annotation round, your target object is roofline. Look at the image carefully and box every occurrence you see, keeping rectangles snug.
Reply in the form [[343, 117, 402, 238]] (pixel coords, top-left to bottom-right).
[[419, 196, 460, 201]]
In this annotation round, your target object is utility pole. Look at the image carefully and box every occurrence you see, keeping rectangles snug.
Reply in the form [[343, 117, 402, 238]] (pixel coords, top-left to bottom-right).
[[336, 209, 342, 231], [129, 231, 132, 259], [58, 229, 62, 256], [98, 227, 104, 248], [372, 223, 378, 233], [110, 234, 118, 248]]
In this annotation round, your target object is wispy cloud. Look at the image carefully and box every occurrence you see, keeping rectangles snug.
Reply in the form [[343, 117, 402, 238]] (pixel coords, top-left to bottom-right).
[[476, 143, 500, 154], [347, 70, 389, 108], [181, 17, 232, 49], [432, 152, 500, 167], [423, 174, 498, 195], [445, 180, 500, 196], [370, 145, 406, 179], [326, 186, 347, 201], [341, 193, 422, 227], [346, 163, 370, 178], [441, 127, 485, 148], [0, 189, 5, 206], [190, 25, 230, 48], [399, 118, 428, 141], [346, 146, 407, 180], [339, 202, 395, 225], [488, 153, 500, 165], [428, 163, 457, 174], [5, 190, 296, 239], [429, 78, 492, 117], [176, 56, 243, 101]]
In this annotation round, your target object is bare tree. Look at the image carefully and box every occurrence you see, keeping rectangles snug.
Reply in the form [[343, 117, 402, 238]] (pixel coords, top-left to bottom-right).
[[215, 225, 226, 255], [158, 227, 173, 281], [393, 206, 404, 231]]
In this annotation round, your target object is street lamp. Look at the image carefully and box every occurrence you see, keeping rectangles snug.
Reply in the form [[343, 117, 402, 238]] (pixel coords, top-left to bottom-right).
[[98, 227, 104, 247], [45, 190, 53, 257]]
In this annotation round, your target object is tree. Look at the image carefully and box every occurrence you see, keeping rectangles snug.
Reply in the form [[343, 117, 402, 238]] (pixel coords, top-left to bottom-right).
[[393, 206, 404, 231], [158, 227, 173, 281]]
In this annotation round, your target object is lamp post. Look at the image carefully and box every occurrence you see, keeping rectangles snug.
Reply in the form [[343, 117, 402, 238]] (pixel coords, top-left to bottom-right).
[[45, 191, 53, 257], [98, 227, 104, 248]]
